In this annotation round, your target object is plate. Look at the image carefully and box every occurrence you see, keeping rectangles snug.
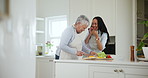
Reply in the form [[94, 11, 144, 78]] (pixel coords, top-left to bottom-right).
[[137, 58, 148, 61]]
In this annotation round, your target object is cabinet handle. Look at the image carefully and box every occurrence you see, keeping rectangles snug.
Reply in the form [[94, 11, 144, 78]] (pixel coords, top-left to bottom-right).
[[49, 60, 53, 62], [119, 69, 123, 72], [114, 69, 118, 72]]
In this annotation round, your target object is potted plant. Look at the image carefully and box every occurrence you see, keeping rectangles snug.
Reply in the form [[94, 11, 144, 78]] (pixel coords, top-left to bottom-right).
[[45, 41, 53, 55], [136, 20, 148, 58]]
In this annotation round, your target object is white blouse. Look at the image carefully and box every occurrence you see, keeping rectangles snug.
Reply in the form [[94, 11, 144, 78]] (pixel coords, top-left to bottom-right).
[[85, 31, 108, 53]]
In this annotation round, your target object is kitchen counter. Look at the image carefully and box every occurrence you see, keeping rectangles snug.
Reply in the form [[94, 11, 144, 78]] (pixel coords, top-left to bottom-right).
[[54, 60, 148, 78], [36, 55, 54, 59], [36, 56, 54, 78], [54, 59, 148, 66]]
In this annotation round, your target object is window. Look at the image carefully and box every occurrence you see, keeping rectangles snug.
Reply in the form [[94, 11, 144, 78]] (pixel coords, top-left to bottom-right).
[[46, 15, 67, 55]]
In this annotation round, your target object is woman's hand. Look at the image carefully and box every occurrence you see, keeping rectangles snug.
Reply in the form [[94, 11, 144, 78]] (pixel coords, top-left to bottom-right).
[[83, 53, 90, 57], [90, 51, 98, 56], [76, 51, 85, 56], [88, 27, 94, 35], [92, 30, 98, 38]]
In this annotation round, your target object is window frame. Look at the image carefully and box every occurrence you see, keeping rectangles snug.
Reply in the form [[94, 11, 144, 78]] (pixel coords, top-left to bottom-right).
[[45, 15, 67, 54]]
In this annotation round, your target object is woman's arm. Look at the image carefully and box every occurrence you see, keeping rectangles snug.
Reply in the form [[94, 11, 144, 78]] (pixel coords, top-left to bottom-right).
[[85, 33, 92, 44], [85, 29, 93, 44], [100, 33, 108, 50], [93, 31, 103, 51], [96, 38, 103, 51]]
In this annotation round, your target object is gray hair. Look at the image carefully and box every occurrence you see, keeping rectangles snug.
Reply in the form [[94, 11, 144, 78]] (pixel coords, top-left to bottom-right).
[[75, 15, 90, 26]]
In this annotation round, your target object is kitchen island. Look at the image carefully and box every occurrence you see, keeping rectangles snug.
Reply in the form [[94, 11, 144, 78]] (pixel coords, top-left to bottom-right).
[[36, 56, 54, 78], [54, 60, 148, 78]]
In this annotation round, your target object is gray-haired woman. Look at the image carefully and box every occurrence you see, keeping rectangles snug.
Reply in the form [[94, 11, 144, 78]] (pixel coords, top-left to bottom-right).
[[56, 15, 97, 60]]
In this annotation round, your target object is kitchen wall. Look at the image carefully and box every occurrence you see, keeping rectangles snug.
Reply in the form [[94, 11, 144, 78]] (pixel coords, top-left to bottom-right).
[[0, 0, 36, 78], [36, 0, 69, 18], [116, 0, 135, 61]]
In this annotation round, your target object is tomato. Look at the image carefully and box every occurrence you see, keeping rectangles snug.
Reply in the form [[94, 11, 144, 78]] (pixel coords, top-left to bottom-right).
[[106, 55, 112, 58]]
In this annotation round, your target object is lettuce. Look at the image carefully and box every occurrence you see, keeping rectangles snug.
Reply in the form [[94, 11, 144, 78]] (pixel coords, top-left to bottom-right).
[[97, 52, 106, 58]]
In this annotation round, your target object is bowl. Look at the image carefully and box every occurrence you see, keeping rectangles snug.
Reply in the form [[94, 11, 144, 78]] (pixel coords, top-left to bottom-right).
[[77, 56, 83, 60], [142, 47, 148, 59]]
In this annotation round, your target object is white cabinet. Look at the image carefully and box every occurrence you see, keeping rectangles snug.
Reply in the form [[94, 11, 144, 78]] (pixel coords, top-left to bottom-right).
[[137, 0, 148, 50], [36, 18, 45, 44], [89, 65, 148, 78], [55, 60, 148, 78], [69, 0, 91, 25], [55, 63, 89, 78], [36, 18, 45, 55], [69, 0, 116, 36], [121, 66, 148, 78], [36, 57, 54, 78], [89, 65, 118, 78], [92, 0, 116, 36]]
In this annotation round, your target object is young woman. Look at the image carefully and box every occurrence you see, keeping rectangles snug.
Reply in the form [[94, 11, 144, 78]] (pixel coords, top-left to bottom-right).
[[85, 16, 109, 53]]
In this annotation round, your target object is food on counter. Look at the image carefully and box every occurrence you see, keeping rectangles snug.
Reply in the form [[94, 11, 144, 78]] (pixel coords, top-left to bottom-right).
[[97, 56, 103, 58], [106, 55, 112, 58], [83, 52, 112, 60], [97, 52, 106, 58], [89, 56, 95, 58], [97, 52, 112, 58]]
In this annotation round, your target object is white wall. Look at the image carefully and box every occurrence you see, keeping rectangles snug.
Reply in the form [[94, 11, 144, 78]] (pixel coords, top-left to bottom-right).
[[69, 0, 92, 25], [0, 0, 36, 78], [36, 0, 69, 18], [92, 0, 116, 36], [116, 0, 134, 61]]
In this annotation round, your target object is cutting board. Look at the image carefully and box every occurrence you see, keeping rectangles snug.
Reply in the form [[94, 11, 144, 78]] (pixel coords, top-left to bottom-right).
[[83, 57, 113, 60]]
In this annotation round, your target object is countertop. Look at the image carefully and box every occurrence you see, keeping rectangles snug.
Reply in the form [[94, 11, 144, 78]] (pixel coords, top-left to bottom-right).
[[36, 56, 54, 59], [36, 56, 148, 66], [54, 59, 148, 66]]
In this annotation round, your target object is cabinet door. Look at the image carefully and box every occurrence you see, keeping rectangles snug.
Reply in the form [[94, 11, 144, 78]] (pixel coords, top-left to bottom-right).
[[92, 0, 116, 36], [36, 58, 53, 78], [36, 18, 45, 55], [89, 65, 118, 78], [121, 67, 148, 78], [69, 0, 91, 25], [55, 63, 88, 78]]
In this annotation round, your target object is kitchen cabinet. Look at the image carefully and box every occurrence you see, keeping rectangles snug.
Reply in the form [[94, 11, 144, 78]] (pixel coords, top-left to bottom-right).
[[54, 60, 148, 78], [36, 17, 45, 44], [121, 66, 148, 78], [89, 65, 118, 78], [69, 0, 91, 25], [69, 0, 116, 36], [36, 17, 45, 55], [89, 65, 148, 78], [92, 0, 116, 36], [36, 56, 54, 78], [55, 63, 89, 78], [137, 0, 148, 47]]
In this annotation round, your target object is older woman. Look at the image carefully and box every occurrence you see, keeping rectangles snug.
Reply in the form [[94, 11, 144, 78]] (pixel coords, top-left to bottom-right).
[[57, 15, 97, 60]]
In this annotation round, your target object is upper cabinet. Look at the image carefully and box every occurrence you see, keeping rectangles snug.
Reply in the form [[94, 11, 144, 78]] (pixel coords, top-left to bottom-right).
[[69, 0, 92, 25], [92, 0, 116, 36], [69, 0, 116, 36], [137, 0, 148, 42], [36, 17, 45, 55]]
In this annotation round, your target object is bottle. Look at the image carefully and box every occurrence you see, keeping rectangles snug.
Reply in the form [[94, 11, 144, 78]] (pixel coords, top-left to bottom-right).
[[130, 45, 135, 61]]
